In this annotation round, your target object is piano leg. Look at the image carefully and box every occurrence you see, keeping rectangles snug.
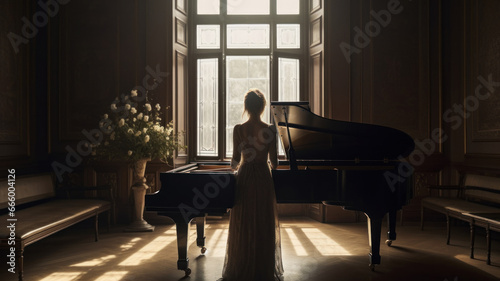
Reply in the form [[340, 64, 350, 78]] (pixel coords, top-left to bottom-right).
[[196, 215, 207, 254], [365, 212, 383, 271], [174, 219, 192, 276], [386, 209, 397, 246]]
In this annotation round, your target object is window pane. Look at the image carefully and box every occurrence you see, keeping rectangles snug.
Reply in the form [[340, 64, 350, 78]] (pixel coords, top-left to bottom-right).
[[279, 58, 300, 101], [197, 25, 220, 49], [278, 58, 300, 155], [277, 24, 300, 49], [227, 0, 269, 14], [227, 24, 270, 49], [197, 59, 219, 156], [198, 0, 219, 14], [277, 0, 300, 14], [226, 56, 270, 156]]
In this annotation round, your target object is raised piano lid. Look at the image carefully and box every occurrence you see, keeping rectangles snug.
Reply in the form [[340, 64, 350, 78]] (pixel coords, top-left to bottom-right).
[[271, 101, 415, 162]]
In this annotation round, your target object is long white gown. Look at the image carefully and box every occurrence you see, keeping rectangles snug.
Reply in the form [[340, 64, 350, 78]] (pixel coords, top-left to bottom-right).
[[221, 122, 284, 281]]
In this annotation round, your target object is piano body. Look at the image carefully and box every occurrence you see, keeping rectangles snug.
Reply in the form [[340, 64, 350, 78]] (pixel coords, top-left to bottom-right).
[[270, 101, 415, 270], [145, 101, 415, 275]]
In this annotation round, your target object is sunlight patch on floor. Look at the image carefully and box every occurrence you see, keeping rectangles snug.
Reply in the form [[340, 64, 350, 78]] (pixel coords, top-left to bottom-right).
[[204, 228, 228, 257], [120, 237, 142, 251], [283, 227, 308, 256], [94, 271, 129, 281], [119, 228, 177, 266], [38, 272, 84, 281], [301, 228, 351, 256], [70, 255, 116, 267], [280, 223, 316, 228]]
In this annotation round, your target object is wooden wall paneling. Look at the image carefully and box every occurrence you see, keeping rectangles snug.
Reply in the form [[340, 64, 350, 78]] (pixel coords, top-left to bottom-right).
[[364, 0, 432, 141], [0, 0, 31, 161], [173, 0, 189, 165], [57, 0, 121, 143], [349, 0, 365, 123], [309, 0, 323, 116], [141, 0, 174, 187], [465, 0, 500, 158], [52, 0, 140, 151], [310, 52, 323, 116], [175, 51, 189, 160], [145, 0, 171, 124], [277, 204, 307, 217], [325, 0, 351, 121], [440, 0, 467, 183]]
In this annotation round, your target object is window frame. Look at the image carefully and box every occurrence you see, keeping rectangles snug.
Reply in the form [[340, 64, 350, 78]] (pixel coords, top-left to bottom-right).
[[189, 0, 309, 161]]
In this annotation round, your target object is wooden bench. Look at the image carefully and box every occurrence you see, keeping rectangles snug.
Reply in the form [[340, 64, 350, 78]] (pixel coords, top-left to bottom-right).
[[420, 168, 500, 246], [0, 173, 113, 281], [461, 212, 500, 265]]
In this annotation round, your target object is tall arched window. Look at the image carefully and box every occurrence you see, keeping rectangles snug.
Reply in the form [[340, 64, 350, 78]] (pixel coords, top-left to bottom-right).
[[192, 0, 307, 160]]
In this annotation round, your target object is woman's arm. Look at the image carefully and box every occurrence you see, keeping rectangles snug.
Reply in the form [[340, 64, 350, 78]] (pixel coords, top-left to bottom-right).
[[231, 124, 241, 170], [268, 125, 278, 170]]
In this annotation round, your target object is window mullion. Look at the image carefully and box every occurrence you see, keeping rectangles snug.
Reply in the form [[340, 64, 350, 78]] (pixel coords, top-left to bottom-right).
[[220, 11, 227, 160]]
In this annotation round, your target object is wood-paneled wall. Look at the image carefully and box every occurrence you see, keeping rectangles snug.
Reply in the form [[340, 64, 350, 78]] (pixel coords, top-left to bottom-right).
[[0, 1, 34, 169], [462, 0, 500, 165]]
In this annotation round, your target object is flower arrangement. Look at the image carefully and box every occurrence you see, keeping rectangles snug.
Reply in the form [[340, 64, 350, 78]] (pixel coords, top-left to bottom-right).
[[92, 89, 185, 163]]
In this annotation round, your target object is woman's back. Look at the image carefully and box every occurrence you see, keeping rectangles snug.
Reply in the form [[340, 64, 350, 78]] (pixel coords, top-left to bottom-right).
[[233, 121, 277, 168]]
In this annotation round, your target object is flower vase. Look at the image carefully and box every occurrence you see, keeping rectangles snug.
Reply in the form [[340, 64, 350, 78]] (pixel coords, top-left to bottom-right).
[[125, 158, 155, 232]]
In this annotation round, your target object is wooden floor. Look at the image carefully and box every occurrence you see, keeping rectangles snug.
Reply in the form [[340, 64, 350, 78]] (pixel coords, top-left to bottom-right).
[[1, 216, 500, 281]]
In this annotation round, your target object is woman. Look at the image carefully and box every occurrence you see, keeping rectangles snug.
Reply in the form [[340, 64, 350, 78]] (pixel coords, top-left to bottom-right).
[[220, 89, 284, 281]]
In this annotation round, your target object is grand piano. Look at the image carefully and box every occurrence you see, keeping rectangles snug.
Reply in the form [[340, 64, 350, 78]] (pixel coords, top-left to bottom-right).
[[145, 101, 415, 275]]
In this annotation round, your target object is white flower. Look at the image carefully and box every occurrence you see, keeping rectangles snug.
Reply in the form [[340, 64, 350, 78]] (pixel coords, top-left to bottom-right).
[[130, 107, 137, 114], [135, 131, 142, 136], [111, 103, 117, 111], [133, 118, 137, 122], [144, 135, 150, 143], [118, 119, 125, 127], [125, 104, 131, 110], [103, 114, 108, 119], [128, 150, 133, 156], [145, 103, 152, 111], [155, 103, 161, 111], [167, 128, 173, 135], [127, 129, 134, 134], [143, 128, 148, 133], [131, 90, 138, 97], [144, 115, 149, 122], [137, 113, 143, 120]]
